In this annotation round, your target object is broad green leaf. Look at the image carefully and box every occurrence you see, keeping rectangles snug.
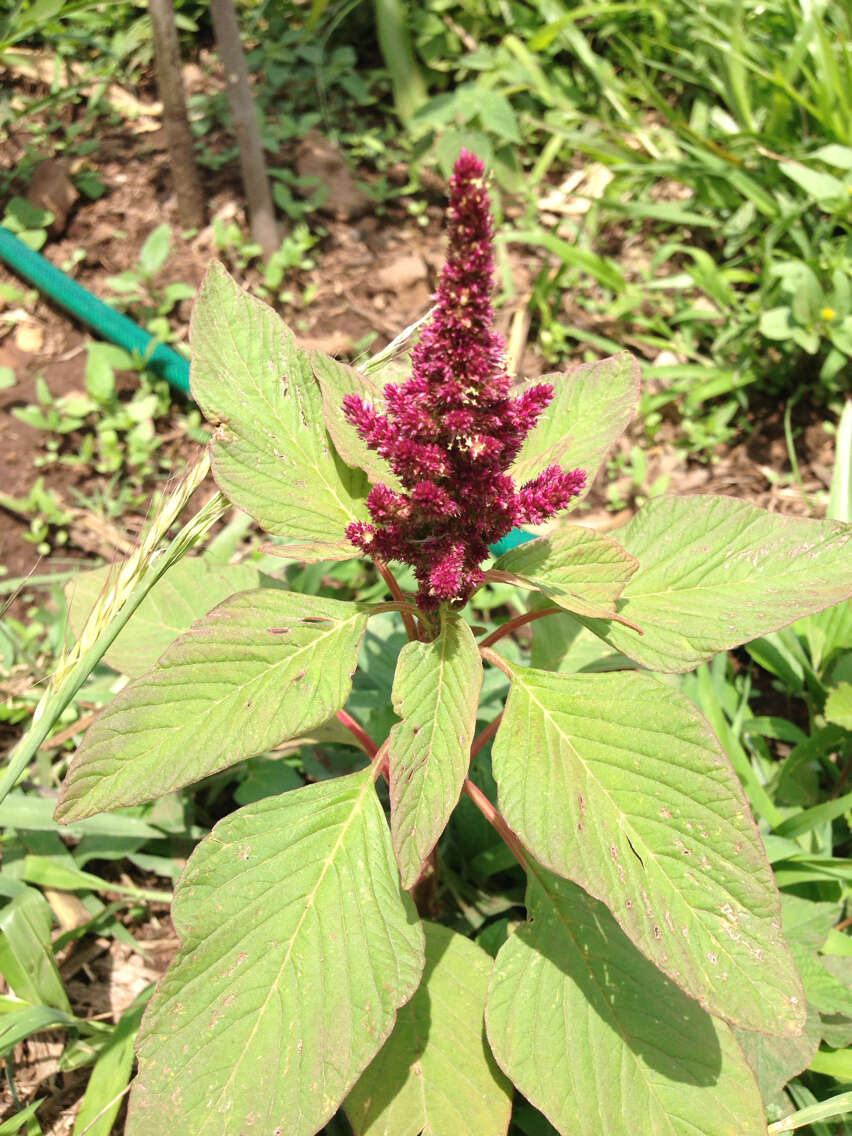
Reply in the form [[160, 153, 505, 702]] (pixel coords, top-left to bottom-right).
[[511, 353, 640, 498], [262, 537, 365, 563], [530, 608, 632, 673], [388, 610, 482, 888], [0, 887, 70, 1012], [809, 1049, 852, 1081], [312, 351, 400, 488], [138, 222, 171, 276], [476, 91, 521, 143], [126, 770, 425, 1136], [486, 868, 766, 1136], [578, 496, 852, 672], [821, 1013, 852, 1049], [56, 591, 368, 821], [810, 144, 852, 170], [492, 665, 804, 1033], [779, 162, 847, 202], [790, 949, 852, 1017], [190, 261, 369, 552], [795, 600, 852, 670], [781, 894, 841, 952], [734, 1004, 822, 1101], [826, 682, 852, 729], [66, 559, 263, 678], [491, 524, 638, 620], [346, 922, 512, 1135]]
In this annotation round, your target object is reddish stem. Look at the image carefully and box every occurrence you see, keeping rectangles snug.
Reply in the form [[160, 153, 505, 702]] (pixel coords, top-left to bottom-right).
[[478, 606, 561, 649], [479, 645, 515, 678], [371, 739, 390, 783], [463, 778, 527, 867], [374, 558, 420, 641], [336, 709, 378, 759], [470, 713, 502, 760]]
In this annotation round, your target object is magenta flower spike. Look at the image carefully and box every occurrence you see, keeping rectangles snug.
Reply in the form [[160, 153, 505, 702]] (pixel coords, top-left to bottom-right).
[[344, 150, 586, 610]]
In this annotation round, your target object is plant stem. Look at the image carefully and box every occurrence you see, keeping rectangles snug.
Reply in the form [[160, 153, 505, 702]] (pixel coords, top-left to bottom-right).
[[335, 709, 378, 759], [374, 558, 420, 641], [479, 606, 561, 649], [479, 645, 515, 678], [462, 778, 526, 867], [371, 740, 390, 782], [209, 0, 279, 260], [148, 0, 205, 228], [470, 713, 502, 760]]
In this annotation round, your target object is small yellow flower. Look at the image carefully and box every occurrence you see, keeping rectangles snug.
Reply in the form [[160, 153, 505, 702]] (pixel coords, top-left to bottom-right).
[[821, 307, 836, 321]]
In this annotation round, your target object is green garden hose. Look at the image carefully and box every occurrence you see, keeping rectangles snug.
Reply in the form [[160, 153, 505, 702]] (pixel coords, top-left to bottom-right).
[[0, 224, 191, 394]]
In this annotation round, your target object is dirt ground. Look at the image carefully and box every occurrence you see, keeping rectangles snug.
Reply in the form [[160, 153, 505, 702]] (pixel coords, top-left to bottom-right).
[[0, 80, 841, 1135]]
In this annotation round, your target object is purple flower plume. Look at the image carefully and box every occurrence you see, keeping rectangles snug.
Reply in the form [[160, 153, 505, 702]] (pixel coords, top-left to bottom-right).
[[344, 150, 586, 610]]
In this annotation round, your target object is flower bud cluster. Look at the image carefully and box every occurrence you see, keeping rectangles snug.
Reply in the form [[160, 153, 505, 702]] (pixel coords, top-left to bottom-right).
[[344, 150, 585, 609]]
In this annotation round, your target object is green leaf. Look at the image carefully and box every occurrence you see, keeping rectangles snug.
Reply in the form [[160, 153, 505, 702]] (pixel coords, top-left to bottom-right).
[[734, 1004, 822, 1101], [72, 997, 149, 1136], [0, 887, 70, 1012], [311, 351, 401, 488], [436, 130, 494, 178], [0, 1097, 44, 1134], [825, 682, 852, 729], [767, 1092, 852, 1133], [781, 894, 841, 953], [0, 794, 163, 840], [486, 868, 766, 1136], [578, 496, 852, 672], [0, 1004, 78, 1056], [502, 231, 626, 293], [190, 262, 369, 555], [810, 144, 852, 170], [126, 770, 425, 1136], [84, 343, 127, 403], [388, 610, 482, 888], [511, 353, 640, 501], [346, 922, 511, 1135], [476, 91, 521, 143], [138, 222, 171, 277], [760, 306, 795, 340], [790, 950, 852, 1017], [56, 590, 368, 821], [66, 559, 264, 678], [491, 665, 805, 1034], [779, 162, 847, 203], [808, 1049, 852, 1081], [530, 609, 628, 673], [491, 524, 638, 620]]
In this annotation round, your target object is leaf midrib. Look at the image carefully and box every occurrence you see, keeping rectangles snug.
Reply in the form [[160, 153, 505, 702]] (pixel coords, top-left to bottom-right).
[[508, 673, 772, 1010], [204, 771, 374, 1131], [524, 865, 694, 1136]]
